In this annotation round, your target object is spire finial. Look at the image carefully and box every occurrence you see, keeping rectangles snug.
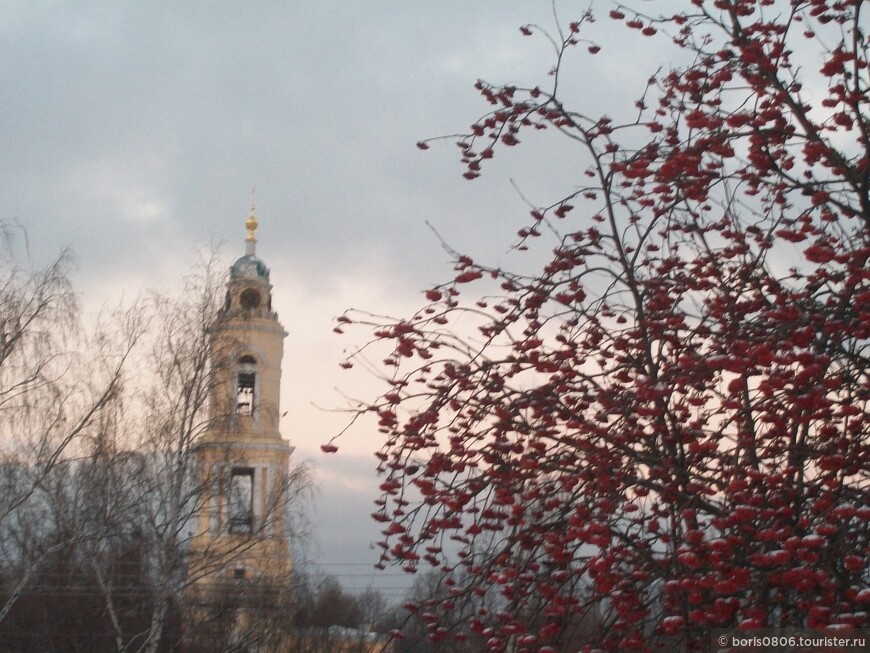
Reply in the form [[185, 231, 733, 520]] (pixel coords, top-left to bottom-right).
[[245, 189, 258, 242], [244, 191, 258, 256]]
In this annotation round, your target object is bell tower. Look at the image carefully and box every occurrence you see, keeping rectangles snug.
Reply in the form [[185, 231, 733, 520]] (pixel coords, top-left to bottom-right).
[[189, 205, 294, 603]]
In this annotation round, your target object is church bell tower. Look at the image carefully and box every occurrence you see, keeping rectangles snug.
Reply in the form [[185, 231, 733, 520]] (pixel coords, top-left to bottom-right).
[[190, 205, 294, 594]]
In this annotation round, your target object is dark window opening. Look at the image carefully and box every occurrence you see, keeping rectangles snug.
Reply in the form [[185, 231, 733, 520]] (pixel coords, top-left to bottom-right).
[[239, 287, 261, 309], [228, 467, 254, 534], [237, 372, 255, 415]]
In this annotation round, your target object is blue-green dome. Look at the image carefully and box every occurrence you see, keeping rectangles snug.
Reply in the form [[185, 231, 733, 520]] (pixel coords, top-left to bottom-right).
[[230, 254, 269, 280]]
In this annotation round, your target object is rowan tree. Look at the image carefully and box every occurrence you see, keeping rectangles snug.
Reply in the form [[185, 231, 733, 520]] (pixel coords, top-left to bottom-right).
[[338, 2, 870, 651]]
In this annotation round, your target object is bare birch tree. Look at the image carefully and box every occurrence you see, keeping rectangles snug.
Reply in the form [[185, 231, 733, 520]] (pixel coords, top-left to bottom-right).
[[0, 242, 309, 651], [0, 226, 138, 625]]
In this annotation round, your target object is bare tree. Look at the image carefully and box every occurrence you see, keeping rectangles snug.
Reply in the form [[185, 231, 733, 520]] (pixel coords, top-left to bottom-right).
[[0, 246, 309, 653], [0, 240, 309, 651], [0, 226, 138, 625]]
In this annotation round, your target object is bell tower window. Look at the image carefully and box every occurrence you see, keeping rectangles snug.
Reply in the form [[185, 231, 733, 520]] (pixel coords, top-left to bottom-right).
[[237, 373, 255, 415], [228, 467, 254, 534], [236, 355, 257, 416]]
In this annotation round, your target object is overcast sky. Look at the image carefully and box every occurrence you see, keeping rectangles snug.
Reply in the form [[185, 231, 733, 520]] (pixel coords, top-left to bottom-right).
[[0, 0, 662, 600]]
